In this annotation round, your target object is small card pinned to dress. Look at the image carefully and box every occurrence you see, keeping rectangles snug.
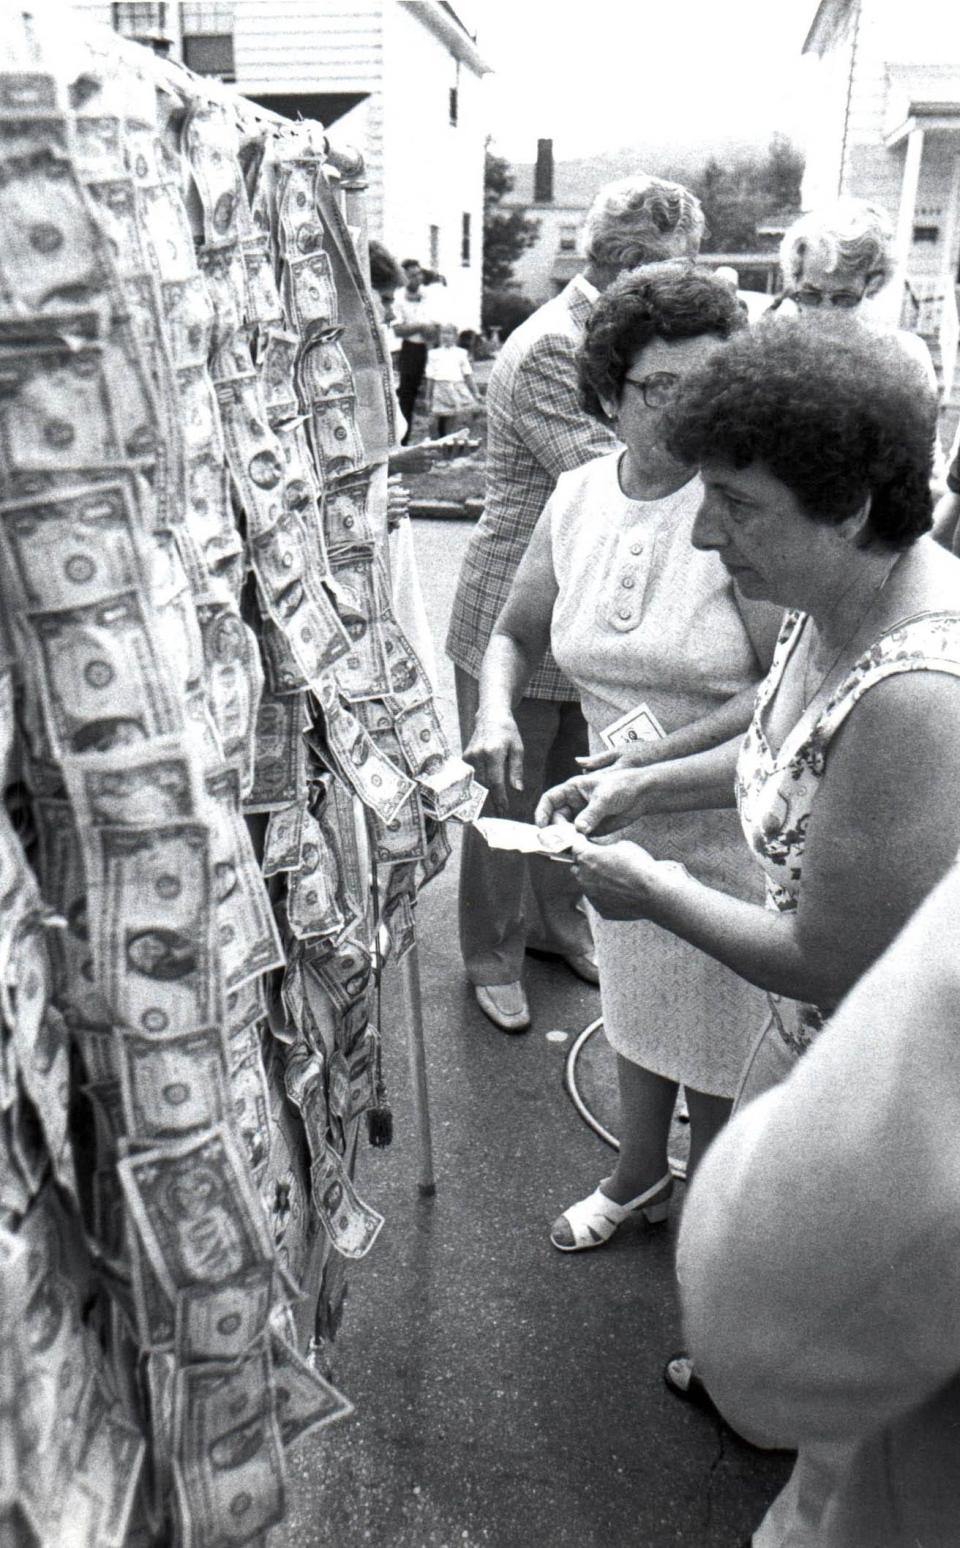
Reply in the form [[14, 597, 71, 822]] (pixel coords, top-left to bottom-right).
[[472, 816, 577, 862], [599, 700, 666, 751]]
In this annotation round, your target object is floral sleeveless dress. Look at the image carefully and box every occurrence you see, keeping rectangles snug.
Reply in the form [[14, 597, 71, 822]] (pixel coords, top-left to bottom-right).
[[734, 608, 960, 1102]]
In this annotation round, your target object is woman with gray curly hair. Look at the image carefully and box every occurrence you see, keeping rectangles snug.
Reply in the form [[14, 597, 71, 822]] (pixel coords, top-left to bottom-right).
[[779, 197, 895, 306], [776, 198, 946, 495], [581, 175, 706, 280]]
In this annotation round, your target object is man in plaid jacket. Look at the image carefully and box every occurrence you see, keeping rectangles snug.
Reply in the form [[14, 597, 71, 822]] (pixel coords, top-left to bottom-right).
[[447, 175, 704, 1031]]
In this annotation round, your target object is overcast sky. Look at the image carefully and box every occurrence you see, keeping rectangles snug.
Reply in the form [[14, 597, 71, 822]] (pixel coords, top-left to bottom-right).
[[472, 1, 815, 162]]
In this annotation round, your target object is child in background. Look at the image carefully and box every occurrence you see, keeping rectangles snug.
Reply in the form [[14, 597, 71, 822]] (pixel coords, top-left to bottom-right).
[[425, 323, 480, 437]]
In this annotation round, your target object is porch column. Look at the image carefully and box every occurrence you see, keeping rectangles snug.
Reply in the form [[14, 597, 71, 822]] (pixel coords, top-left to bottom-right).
[[894, 123, 925, 272], [940, 148, 960, 292]]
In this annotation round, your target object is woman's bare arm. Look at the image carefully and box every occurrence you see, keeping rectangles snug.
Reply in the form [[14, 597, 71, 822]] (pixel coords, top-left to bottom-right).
[[572, 671, 960, 1005], [463, 509, 558, 808]]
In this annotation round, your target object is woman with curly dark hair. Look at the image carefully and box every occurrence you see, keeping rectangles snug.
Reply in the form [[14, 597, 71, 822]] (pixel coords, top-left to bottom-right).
[[537, 318, 960, 1461], [466, 263, 783, 1251]]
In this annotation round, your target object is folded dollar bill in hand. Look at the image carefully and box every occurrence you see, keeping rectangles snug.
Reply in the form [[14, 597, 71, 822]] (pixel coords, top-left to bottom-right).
[[472, 816, 577, 860]]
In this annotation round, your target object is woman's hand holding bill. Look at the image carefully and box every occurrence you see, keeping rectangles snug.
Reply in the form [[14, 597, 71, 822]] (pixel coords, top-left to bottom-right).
[[566, 832, 679, 921], [535, 767, 655, 837], [463, 714, 524, 814]]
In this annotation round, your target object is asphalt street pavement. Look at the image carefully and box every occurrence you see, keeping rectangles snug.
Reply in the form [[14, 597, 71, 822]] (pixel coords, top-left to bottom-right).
[[284, 517, 789, 1548]]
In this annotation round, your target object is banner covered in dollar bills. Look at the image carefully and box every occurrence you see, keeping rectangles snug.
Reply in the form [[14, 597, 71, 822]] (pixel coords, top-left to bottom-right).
[[0, 7, 481, 1543]]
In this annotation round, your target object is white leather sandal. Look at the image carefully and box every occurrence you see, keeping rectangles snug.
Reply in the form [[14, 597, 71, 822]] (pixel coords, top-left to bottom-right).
[[550, 1173, 673, 1252]]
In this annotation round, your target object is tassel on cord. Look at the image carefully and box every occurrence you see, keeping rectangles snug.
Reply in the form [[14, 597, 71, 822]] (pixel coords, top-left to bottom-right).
[[366, 841, 393, 1147], [366, 1029, 393, 1148]]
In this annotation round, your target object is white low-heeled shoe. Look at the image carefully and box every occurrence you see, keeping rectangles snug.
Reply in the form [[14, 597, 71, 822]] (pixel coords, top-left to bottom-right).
[[550, 1173, 673, 1252]]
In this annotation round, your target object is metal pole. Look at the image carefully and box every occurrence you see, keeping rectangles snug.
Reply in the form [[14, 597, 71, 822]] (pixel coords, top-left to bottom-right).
[[399, 942, 436, 1196]]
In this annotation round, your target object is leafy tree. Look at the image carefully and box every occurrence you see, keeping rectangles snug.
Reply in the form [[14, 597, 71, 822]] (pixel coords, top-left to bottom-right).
[[481, 288, 537, 341], [483, 143, 540, 292], [758, 132, 805, 214], [688, 135, 804, 254]]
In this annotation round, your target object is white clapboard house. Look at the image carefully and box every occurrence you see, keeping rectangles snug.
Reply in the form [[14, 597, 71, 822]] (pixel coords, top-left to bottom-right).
[[802, 0, 960, 432], [75, 1, 490, 328]]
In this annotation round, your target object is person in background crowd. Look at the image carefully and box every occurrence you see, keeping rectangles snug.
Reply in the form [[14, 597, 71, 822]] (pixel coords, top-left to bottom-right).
[[680, 860, 960, 1547], [393, 258, 438, 443], [538, 318, 960, 1409], [368, 239, 403, 362], [447, 173, 705, 1033], [467, 265, 781, 1241], [777, 199, 945, 484], [934, 417, 960, 550], [425, 322, 480, 437]]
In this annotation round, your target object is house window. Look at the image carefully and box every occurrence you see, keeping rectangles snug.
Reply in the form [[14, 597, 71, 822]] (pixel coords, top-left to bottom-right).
[[449, 57, 460, 126], [912, 224, 939, 244], [182, 2, 235, 79], [429, 225, 440, 270], [461, 212, 471, 267], [558, 224, 577, 253], [111, 2, 166, 41]]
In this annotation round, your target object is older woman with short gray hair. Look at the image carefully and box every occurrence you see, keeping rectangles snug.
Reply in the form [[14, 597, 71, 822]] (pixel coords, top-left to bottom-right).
[[581, 175, 706, 280], [779, 197, 894, 307], [777, 197, 945, 487]]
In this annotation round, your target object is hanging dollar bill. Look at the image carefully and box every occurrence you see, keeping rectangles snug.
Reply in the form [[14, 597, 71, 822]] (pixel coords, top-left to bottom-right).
[[205, 766, 285, 990], [64, 739, 202, 828], [283, 251, 338, 336], [0, 141, 113, 319], [162, 273, 215, 370], [245, 690, 307, 813], [26, 590, 182, 757], [0, 336, 155, 474], [230, 1037, 272, 1183], [250, 510, 353, 682], [199, 245, 247, 354], [118, 1126, 274, 1301], [196, 603, 263, 790], [297, 330, 353, 408], [4, 918, 71, 1190], [319, 683, 415, 823], [262, 803, 305, 878], [0, 479, 152, 613], [87, 822, 219, 1035], [270, 1332, 353, 1445], [275, 157, 321, 253], [173, 1341, 285, 1547], [117, 1025, 231, 1138], [322, 468, 378, 553], [310, 1141, 383, 1259], [392, 700, 451, 777], [174, 1263, 274, 1363], [183, 99, 248, 251], [380, 616, 436, 708], [419, 818, 452, 887], [242, 236, 284, 329], [54, 1380, 146, 1548], [370, 787, 427, 864], [258, 328, 299, 427], [286, 809, 346, 942], [323, 544, 388, 702], [418, 756, 475, 821], [139, 179, 199, 286], [308, 392, 365, 479], [214, 371, 288, 537], [85, 176, 152, 279]]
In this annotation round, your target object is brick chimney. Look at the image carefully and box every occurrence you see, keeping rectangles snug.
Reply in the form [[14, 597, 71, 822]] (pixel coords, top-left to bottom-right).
[[534, 138, 554, 205]]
